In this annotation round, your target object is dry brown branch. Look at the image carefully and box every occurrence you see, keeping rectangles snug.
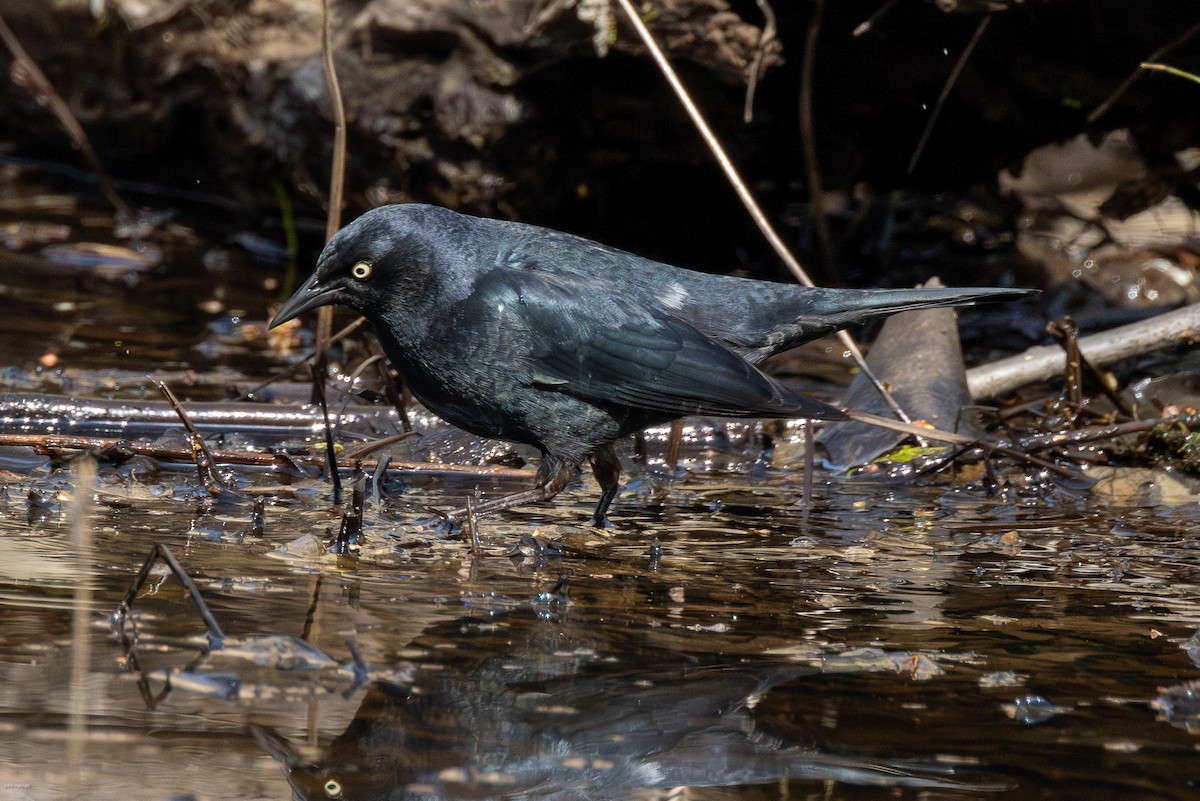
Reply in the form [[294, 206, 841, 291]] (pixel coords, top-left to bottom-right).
[[0, 430, 530, 479], [967, 302, 1200, 401]]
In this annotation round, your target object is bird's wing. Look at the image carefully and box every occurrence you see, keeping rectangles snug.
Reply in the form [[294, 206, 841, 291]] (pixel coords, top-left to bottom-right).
[[466, 269, 843, 420]]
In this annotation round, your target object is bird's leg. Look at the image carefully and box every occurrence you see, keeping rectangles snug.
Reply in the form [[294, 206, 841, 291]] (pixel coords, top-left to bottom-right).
[[588, 443, 622, 528], [446, 453, 577, 524]]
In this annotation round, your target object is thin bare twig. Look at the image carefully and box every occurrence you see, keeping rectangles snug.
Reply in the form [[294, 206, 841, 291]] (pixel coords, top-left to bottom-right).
[[906, 12, 991, 176], [320, 0, 348, 241], [798, 0, 839, 285], [314, 0, 351, 414], [0, 430, 531, 479], [0, 11, 131, 219], [743, 0, 777, 123], [1089, 21, 1200, 123], [157, 381, 239, 496], [611, 0, 908, 422], [466, 490, 482, 556], [1016, 414, 1200, 452], [311, 363, 344, 505], [235, 316, 367, 401], [845, 409, 1086, 480]]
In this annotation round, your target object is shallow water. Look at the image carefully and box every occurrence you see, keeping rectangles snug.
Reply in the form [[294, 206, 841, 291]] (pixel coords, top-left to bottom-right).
[[1, 191, 1199, 801]]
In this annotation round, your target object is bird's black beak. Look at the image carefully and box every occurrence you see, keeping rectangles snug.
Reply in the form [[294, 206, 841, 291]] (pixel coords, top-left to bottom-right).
[[269, 270, 336, 328]]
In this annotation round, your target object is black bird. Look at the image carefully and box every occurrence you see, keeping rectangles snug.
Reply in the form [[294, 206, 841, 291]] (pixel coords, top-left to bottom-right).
[[270, 204, 1028, 525]]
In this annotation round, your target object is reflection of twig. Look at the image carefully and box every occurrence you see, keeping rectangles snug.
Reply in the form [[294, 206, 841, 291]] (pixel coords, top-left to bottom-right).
[[66, 455, 96, 801], [116, 543, 228, 645], [743, 0, 776, 123], [799, 0, 839, 284], [967, 302, 1200, 401], [0, 12, 131, 220], [906, 12, 991, 177], [1089, 21, 1200, 123], [611, 0, 909, 423]]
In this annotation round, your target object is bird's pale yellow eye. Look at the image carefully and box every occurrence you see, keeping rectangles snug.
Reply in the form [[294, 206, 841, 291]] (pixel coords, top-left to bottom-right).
[[324, 779, 343, 799], [351, 261, 372, 280]]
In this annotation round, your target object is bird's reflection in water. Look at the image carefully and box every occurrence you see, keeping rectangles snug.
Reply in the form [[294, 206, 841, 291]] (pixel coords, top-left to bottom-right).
[[255, 614, 1004, 800]]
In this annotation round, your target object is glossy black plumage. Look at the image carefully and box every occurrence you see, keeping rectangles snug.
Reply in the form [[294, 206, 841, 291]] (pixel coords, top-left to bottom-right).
[[271, 204, 1028, 524]]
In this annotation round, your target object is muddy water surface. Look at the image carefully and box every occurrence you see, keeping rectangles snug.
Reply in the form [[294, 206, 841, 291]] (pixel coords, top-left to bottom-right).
[[0, 193, 1198, 801]]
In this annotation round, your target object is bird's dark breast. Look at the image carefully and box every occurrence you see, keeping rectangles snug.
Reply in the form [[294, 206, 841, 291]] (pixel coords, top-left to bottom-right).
[[375, 327, 630, 463]]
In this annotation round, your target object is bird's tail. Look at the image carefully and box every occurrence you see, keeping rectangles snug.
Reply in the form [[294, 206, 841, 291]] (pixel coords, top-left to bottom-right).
[[741, 285, 1035, 360], [805, 286, 1036, 321]]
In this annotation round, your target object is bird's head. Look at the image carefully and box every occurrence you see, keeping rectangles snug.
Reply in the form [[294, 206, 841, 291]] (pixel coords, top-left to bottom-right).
[[269, 204, 445, 330]]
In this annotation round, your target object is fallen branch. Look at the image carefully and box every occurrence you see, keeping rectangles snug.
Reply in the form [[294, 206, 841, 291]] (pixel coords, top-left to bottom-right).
[[966, 302, 1200, 401], [0, 431, 530, 480]]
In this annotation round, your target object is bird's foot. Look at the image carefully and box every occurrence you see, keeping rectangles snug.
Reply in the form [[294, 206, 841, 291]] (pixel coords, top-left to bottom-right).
[[588, 512, 617, 530]]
